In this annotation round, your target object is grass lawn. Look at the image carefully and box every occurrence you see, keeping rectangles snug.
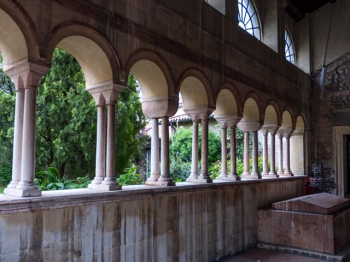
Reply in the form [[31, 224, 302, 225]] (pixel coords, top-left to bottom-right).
[[0, 186, 4, 194]]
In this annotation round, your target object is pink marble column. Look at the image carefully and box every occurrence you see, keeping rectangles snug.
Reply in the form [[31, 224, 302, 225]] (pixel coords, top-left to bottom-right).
[[157, 117, 175, 186], [217, 126, 228, 180], [5, 88, 24, 190], [228, 126, 240, 180], [146, 118, 160, 184], [261, 131, 269, 176], [284, 136, 293, 176], [15, 86, 41, 196], [250, 131, 261, 179], [89, 104, 106, 188], [187, 120, 199, 182], [100, 103, 122, 190], [241, 131, 251, 177], [269, 132, 278, 177], [197, 118, 212, 183], [277, 134, 284, 176]]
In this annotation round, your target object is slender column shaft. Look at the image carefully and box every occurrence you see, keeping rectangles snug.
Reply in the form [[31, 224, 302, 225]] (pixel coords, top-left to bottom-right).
[[261, 133, 269, 176], [218, 127, 228, 178], [277, 135, 284, 175], [230, 127, 237, 176], [269, 133, 277, 176], [200, 118, 209, 178], [150, 118, 160, 181], [93, 105, 106, 183], [243, 131, 250, 176], [160, 117, 170, 179], [7, 89, 25, 188], [16, 87, 39, 190], [105, 103, 116, 181], [188, 120, 199, 180], [284, 136, 293, 176], [251, 131, 259, 175]]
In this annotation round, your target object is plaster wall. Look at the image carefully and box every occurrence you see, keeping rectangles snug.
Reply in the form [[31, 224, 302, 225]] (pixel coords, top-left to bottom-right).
[[0, 178, 304, 261]]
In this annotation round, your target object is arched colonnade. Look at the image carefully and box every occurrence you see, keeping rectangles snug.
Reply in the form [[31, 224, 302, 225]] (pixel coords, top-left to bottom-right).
[[0, 4, 307, 197]]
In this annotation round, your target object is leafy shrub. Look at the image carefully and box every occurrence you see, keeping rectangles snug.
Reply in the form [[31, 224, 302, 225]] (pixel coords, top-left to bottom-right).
[[117, 165, 144, 186], [35, 167, 91, 190], [170, 158, 192, 182], [0, 164, 11, 186]]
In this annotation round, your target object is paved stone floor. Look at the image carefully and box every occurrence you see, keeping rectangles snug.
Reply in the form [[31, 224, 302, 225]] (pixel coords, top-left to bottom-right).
[[222, 248, 350, 262]]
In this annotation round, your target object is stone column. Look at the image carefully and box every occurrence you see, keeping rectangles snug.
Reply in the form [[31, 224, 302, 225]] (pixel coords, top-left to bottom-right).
[[241, 131, 251, 178], [269, 132, 278, 177], [146, 118, 160, 184], [250, 131, 261, 179], [5, 88, 24, 191], [261, 130, 269, 177], [217, 126, 228, 180], [197, 118, 212, 183], [228, 126, 240, 180], [284, 135, 293, 176], [187, 120, 199, 182], [156, 117, 175, 186], [89, 104, 106, 189], [15, 86, 41, 196], [100, 102, 122, 190], [277, 134, 284, 176]]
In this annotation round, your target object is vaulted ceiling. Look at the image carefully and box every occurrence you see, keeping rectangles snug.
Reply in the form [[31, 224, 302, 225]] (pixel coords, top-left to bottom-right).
[[285, 0, 337, 22]]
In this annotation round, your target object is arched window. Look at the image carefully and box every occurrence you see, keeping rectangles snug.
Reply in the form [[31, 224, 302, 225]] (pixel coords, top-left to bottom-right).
[[285, 29, 295, 63], [238, 0, 261, 40]]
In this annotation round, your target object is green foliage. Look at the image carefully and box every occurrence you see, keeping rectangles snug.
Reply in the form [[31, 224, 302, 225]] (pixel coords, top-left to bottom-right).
[[170, 126, 221, 165], [0, 53, 15, 164], [170, 157, 192, 182], [115, 74, 147, 174], [35, 167, 90, 191], [0, 164, 12, 186], [36, 49, 96, 177], [117, 166, 144, 185]]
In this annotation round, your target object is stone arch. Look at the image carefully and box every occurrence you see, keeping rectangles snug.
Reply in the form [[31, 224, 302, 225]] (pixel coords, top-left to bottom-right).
[[124, 49, 176, 97], [281, 107, 295, 129], [0, 2, 41, 69], [263, 100, 281, 126], [178, 68, 214, 112], [290, 113, 307, 176], [241, 92, 263, 122], [46, 22, 121, 88], [214, 82, 243, 117], [124, 49, 177, 118]]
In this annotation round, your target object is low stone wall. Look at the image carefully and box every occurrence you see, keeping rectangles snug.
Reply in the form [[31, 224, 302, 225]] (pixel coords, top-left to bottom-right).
[[0, 177, 305, 261]]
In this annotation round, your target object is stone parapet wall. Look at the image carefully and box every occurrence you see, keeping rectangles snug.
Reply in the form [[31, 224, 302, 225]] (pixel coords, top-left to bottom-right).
[[0, 177, 305, 261]]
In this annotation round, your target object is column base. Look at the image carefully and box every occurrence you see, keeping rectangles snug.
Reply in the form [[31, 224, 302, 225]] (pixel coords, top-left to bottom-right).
[[281, 170, 293, 177], [241, 173, 261, 180], [216, 173, 228, 180], [186, 173, 198, 182], [227, 173, 241, 181], [154, 177, 176, 186], [261, 171, 269, 176], [262, 173, 279, 179], [195, 174, 213, 183], [4, 187, 41, 197], [145, 176, 159, 186], [89, 177, 104, 186], [5, 181, 19, 189], [277, 170, 285, 176]]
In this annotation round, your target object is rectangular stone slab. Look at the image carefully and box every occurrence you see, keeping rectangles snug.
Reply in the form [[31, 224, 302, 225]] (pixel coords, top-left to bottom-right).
[[272, 193, 350, 215]]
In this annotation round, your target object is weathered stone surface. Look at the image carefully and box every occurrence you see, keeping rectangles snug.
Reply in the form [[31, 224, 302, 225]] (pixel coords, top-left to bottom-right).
[[259, 193, 350, 255], [0, 177, 305, 261], [272, 193, 350, 215]]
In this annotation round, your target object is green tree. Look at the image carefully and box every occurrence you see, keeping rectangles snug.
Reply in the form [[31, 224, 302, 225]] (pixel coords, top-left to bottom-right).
[[0, 49, 146, 179], [0, 53, 15, 164]]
